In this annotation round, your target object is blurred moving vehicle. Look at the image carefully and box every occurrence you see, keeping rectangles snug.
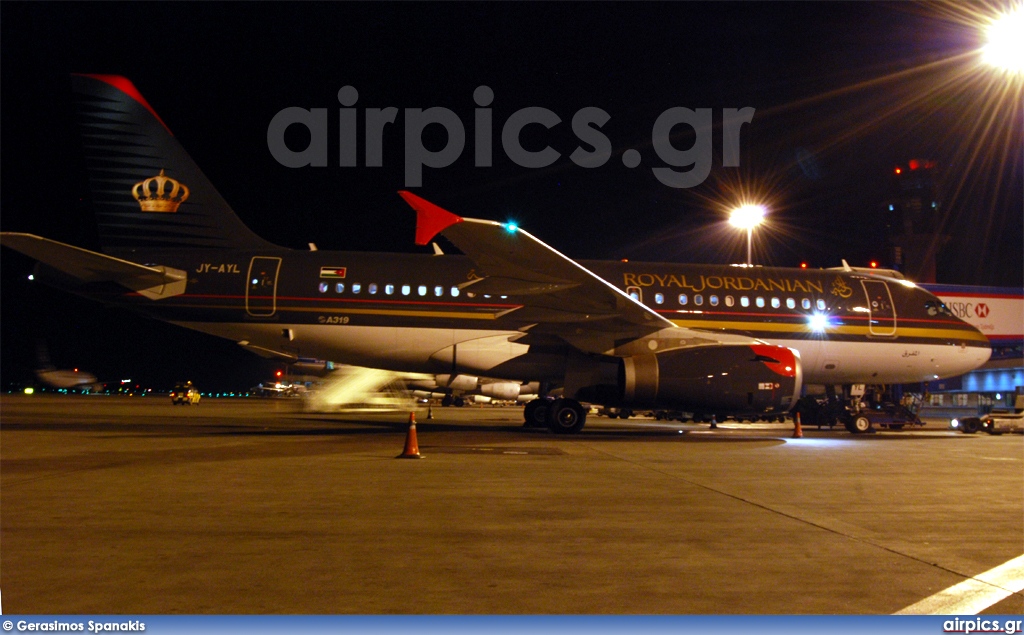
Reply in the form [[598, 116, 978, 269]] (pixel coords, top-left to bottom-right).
[[170, 381, 201, 405], [952, 394, 1024, 435]]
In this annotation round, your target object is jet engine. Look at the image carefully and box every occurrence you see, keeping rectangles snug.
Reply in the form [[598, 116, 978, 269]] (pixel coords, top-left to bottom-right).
[[618, 344, 802, 415], [479, 381, 524, 401]]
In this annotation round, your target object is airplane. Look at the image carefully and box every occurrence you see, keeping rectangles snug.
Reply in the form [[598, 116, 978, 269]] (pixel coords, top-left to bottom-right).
[[0, 75, 991, 433], [34, 342, 103, 391]]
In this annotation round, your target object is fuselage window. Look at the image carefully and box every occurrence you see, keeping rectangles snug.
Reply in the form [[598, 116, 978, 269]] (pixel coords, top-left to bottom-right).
[[368, 283, 378, 295], [678, 294, 688, 306], [451, 286, 460, 297], [709, 295, 719, 307], [434, 285, 444, 297], [335, 283, 345, 293], [418, 285, 428, 296], [756, 297, 765, 308], [401, 285, 411, 296], [801, 298, 811, 310], [771, 297, 780, 309], [725, 295, 735, 307], [655, 293, 664, 305], [318, 282, 329, 293], [740, 296, 750, 308], [629, 289, 640, 301], [694, 294, 704, 306], [816, 299, 826, 311], [385, 284, 395, 295], [352, 283, 362, 294], [786, 298, 795, 309]]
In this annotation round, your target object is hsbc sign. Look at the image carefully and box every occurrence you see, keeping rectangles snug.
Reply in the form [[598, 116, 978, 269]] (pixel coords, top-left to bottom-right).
[[926, 286, 1023, 342]]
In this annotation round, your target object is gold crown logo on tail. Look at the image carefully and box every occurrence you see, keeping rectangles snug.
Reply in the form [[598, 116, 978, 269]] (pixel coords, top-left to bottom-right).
[[131, 169, 189, 213]]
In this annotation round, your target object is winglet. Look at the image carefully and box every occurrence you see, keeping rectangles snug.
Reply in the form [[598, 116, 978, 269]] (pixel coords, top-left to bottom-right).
[[398, 191, 464, 245]]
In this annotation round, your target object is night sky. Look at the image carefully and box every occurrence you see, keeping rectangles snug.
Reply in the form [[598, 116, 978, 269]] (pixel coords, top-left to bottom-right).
[[2, 2, 1021, 391]]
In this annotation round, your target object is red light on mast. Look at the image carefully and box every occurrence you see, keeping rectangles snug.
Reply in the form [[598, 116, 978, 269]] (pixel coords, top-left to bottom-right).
[[894, 167, 902, 174], [908, 159, 920, 170]]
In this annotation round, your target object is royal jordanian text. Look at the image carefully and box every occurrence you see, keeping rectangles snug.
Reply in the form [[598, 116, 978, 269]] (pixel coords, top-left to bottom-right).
[[267, 85, 755, 188], [11, 621, 144, 632], [623, 272, 825, 294]]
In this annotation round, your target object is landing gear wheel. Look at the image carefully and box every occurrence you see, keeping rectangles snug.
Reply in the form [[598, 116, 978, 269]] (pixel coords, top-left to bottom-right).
[[850, 415, 874, 434], [453, 396, 465, 407], [960, 418, 981, 434], [441, 395, 453, 407], [523, 399, 549, 428], [547, 399, 587, 434]]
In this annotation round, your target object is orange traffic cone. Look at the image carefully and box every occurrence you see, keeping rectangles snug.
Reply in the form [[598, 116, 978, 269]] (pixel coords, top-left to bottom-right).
[[397, 412, 423, 458], [792, 411, 803, 438]]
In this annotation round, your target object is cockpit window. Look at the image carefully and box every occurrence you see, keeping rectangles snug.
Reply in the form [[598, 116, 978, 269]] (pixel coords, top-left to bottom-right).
[[925, 300, 953, 317]]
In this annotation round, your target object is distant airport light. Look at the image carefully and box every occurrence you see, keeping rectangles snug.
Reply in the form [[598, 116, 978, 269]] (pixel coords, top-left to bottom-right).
[[23, 387, 34, 395], [894, 167, 902, 174], [27, 274, 34, 281], [729, 204, 767, 266], [981, 7, 1024, 74]]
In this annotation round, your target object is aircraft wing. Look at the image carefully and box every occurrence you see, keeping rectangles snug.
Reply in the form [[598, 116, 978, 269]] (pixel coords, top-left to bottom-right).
[[399, 192, 677, 353], [0, 233, 187, 300]]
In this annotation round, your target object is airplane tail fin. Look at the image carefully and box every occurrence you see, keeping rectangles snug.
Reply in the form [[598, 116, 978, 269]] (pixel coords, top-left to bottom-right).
[[71, 74, 277, 256], [36, 341, 55, 372]]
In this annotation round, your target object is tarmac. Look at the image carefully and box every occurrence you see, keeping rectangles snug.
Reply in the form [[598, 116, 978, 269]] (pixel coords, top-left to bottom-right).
[[1, 394, 1021, 614]]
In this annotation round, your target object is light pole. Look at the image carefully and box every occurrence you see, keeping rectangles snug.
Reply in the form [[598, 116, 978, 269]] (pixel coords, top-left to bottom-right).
[[729, 204, 766, 265]]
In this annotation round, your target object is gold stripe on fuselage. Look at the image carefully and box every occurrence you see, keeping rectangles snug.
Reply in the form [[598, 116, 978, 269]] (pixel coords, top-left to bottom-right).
[[669, 318, 989, 343]]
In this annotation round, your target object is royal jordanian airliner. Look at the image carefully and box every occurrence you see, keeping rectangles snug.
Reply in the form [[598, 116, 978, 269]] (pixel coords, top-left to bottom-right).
[[0, 75, 991, 433]]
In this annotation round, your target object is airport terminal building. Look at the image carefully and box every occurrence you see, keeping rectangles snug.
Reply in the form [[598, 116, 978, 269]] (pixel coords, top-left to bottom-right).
[[919, 284, 1023, 418]]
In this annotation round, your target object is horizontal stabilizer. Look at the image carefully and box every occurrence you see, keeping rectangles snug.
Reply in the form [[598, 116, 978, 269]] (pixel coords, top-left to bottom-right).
[[236, 340, 299, 361], [1, 232, 186, 300]]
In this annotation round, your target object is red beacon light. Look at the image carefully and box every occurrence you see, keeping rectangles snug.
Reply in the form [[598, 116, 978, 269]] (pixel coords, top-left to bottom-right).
[[894, 167, 902, 175], [869, 261, 878, 268], [800, 262, 808, 269]]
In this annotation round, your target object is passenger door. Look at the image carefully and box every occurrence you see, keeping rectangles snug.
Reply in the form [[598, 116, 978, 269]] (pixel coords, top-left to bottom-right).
[[861, 280, 896, 337], [246, 256, 282, 317]]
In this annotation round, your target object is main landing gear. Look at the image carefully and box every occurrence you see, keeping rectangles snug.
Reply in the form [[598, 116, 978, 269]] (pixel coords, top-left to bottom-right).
[[523, 397, 587, 434]]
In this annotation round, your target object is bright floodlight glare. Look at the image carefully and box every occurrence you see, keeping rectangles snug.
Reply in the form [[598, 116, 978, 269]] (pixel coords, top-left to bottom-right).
[[981, 7, 1024, 74], [728, 204, 767, 229], [808, 313, 829, 333]]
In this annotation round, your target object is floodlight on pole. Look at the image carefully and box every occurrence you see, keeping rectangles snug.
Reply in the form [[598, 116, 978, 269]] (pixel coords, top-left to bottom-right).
[[981, 6, 1024, 74], [729, 204, 766, 265]]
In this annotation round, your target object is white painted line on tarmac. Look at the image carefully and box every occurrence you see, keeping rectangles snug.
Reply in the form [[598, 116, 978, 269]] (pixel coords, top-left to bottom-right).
[[895, 553, 1024, 615]]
